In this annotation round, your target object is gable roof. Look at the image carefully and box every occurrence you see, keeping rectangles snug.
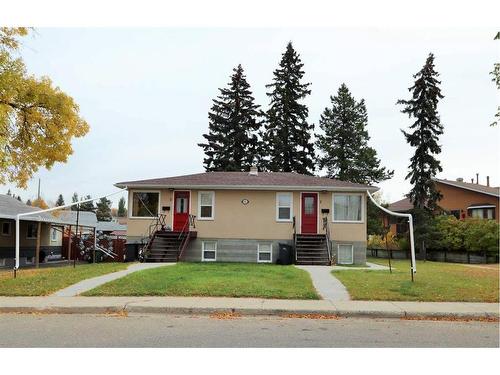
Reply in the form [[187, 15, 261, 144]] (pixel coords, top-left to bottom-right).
[[115, 172, 377, 192], [387, 197, 413, 212], [433, 178, 500, 197]]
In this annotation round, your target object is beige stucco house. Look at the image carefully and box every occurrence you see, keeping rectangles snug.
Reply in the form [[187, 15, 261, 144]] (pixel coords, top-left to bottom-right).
[[116, 169, 377, 265]]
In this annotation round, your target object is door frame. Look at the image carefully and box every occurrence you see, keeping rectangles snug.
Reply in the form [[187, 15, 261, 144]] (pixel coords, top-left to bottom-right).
[[171, 190, 191, 231], [299, 192, 320, 234]]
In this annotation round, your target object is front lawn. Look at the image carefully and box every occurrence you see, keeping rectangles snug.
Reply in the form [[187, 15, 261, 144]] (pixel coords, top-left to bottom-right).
[[83, 262, 319, 299], [0, 263, 130, 296], [333, 258, 499, 302]]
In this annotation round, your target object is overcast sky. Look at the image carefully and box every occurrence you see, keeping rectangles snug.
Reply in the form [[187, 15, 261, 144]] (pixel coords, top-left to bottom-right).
[[3, 28, 499, 207]]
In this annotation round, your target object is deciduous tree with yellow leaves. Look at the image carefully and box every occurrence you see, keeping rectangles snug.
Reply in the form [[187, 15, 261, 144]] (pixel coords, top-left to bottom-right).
[[0, 28, 89, 187]]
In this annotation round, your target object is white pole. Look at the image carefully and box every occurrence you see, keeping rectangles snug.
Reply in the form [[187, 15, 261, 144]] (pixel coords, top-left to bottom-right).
[[366, 190, 416, 274], [14, 189, 126, 271]]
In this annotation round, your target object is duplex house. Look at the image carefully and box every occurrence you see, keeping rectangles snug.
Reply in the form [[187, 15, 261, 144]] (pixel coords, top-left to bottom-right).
[[388, 176, 500, 235], [116, 169, 377, 265]]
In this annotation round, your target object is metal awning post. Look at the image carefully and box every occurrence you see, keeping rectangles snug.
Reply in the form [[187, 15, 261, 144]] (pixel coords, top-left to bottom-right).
[[366, 190, 416, 280]]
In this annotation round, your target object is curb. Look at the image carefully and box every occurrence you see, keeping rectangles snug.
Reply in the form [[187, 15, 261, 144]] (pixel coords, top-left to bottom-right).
[[1, 305, 498, 320]]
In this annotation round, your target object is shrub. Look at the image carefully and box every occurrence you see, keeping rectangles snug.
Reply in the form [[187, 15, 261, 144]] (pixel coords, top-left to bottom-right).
[[463, 218, 499, 254], [368, 232, 399, 250]]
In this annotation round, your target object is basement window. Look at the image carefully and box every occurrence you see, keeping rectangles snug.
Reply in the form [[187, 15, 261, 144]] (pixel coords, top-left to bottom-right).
[[337, 244, 354, 265], [257, 243, 272, 263], [202, 241, 217, 262]]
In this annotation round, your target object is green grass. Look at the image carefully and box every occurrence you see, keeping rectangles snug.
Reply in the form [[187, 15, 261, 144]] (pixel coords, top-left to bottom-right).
[[83, 262, 319, 299], [0, 263, 130, 296], [333, 258, 499, 302]]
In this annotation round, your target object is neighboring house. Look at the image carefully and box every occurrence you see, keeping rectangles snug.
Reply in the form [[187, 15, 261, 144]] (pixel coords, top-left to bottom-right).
[[116, 169, 377, 265], [96, 220, 127, 238], [0, 194, 66, 267], [388, 176, 500, 235]]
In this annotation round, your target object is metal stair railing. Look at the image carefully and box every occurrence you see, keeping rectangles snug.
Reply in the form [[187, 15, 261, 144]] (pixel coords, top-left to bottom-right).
[[177, 214, 196, 261], [140, 214, 167, 262], [323, 216, 332, 265]]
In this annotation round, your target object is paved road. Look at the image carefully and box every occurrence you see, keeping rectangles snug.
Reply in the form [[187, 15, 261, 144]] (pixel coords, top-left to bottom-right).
[[0, 313, 498, 347]]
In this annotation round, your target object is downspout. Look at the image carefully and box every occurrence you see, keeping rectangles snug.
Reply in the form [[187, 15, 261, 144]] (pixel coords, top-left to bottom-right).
[[366, 190, 416, 275], [15, 190, 126, 272]]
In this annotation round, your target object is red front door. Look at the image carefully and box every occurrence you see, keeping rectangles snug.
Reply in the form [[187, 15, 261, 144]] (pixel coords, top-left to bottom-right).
[[173, 191, 190, 231], [301, 193, 318, 234]]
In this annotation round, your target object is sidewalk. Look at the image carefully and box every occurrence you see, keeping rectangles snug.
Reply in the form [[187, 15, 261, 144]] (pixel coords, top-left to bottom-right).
[[0, 296, 498, 319], [52, 263, 172, 297]]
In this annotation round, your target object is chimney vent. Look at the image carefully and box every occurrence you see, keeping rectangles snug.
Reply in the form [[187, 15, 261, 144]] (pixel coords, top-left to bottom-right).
[[471, 178, 474, 183], [476, 173, 479, 184], [249, 165, 258, 176], [487, 176, 490, 187], [456, 177, 464, 182]]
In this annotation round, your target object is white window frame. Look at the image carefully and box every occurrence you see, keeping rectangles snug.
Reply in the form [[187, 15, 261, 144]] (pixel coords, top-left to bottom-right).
[[337, 243, 354, 265], [201, 240, 217, 262], [276, 192, 293, 222], [26, 222, 38, 240], [257, 243, 273, 263], [198, 191, 215, 220], [50, 226, 58, 242], [1, 221, 11, 236], [129, 190, 161, 219], [332, 193, 364, 223]]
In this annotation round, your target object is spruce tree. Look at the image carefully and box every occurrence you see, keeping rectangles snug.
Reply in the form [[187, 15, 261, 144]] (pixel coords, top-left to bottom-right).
[[55, 194, 65, 207], [117, 197, 127, 217], [70, 192, 79, 211], [398, 53, 444, 211], [198, 64, 263, 171], [79, 195, 95, 212], [316, 84, 393, 184], [96, 197, 112, 221], [262, 42, 315, 174]]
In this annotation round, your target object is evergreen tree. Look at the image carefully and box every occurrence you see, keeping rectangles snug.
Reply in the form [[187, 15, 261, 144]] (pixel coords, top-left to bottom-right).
[[198, 64, 263, 171], [55, 194, 65, 207], [117, 197, 127, 217], [78, 195, 95, 212], [397, 53, 444, 211], [96, 197, 112, 221], [262, 42, 315, 174], [70, 192, 79, 211], [315, 84, 394, 184]]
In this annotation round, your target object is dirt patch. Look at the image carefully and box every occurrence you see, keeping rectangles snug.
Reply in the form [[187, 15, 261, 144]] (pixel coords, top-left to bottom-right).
[[209, 311, 243, 320]]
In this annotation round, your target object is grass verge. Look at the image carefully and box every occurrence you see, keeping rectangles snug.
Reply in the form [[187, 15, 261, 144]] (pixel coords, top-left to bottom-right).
[[83, 262, 319, 299], [332, 258, 499, 302], [0, 263, 130, 296]]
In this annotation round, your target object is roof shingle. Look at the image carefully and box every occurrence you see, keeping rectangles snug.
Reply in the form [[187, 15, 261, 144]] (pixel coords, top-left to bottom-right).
[[115, 172, 377, 191]]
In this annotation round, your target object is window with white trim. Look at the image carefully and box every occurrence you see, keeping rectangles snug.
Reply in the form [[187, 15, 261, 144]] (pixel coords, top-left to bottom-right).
[[202, 241, 217, 261], [26, 223, 38, 239], [1, 222, 11, 236], [258, 243, 272, 263], [276, 192, 293, 221], [333, 194, 363, 222], [51, 227, 58, 241], [337, 244, 354, 265], [131, 192, 160, 218], [198, 191, 215, 220]]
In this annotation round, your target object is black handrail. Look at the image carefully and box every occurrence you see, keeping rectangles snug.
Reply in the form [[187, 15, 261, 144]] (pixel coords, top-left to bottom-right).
[[323, 216, 332, 265]]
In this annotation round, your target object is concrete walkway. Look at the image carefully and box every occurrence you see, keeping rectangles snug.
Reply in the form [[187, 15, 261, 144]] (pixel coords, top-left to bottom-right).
[[296, 265, 351, 301], [0, 296, 498, 319], [332, 262, 391, 271], [52, 263, 173, 297]]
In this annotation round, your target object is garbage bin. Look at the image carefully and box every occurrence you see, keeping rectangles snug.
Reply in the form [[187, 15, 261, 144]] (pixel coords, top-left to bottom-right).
[[277, 243, 293, 265]]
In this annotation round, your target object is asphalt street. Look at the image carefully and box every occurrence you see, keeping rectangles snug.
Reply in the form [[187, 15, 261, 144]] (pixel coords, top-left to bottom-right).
[[0, 313, 498, 347]]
